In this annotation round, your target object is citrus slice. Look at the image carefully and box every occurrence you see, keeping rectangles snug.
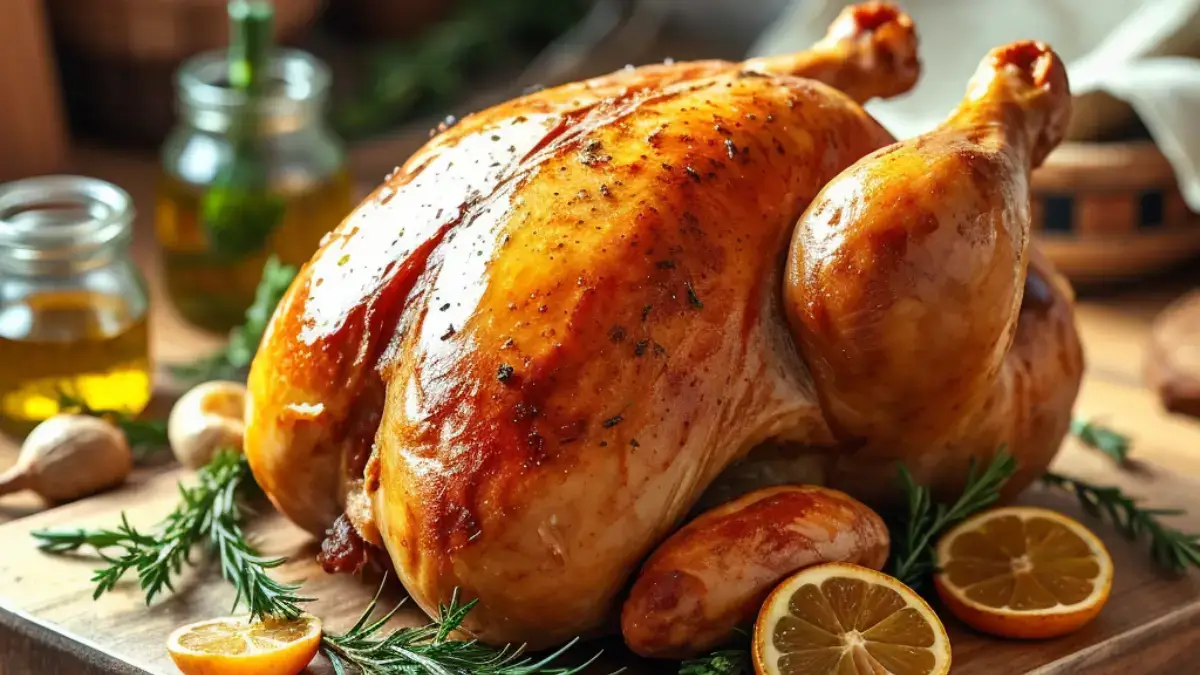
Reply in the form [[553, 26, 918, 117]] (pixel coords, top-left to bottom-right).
[[753, 562, 951, 675], [934, 506, 1113, 639], [167, 614, 322, 675]]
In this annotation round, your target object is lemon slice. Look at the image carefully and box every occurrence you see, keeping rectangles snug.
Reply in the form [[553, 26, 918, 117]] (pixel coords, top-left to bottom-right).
[[167, 614, 322, 675], [753, 562, 951, 675], [934, 506, 1113, 639]]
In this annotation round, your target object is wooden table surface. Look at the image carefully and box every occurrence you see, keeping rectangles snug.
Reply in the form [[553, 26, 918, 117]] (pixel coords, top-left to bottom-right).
[[1, 146, 1200, 674]]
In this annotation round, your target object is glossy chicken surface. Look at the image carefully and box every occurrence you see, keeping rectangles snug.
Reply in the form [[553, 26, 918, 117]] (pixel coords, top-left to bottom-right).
[[784, 40, 1081, 501], [623, 485, 888, 658], [245, 3, 1082, 656]]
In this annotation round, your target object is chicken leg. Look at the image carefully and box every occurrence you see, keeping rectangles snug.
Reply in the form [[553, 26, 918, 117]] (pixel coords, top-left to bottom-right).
[[785, 40, 1081, 500], [618, 41, 1081, 660]]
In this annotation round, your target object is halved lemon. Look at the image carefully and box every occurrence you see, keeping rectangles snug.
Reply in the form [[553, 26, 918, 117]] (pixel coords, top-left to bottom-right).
[[934, 506, 1113, 639], [167, 614, 322, 675], [753, 562, 951, 675]]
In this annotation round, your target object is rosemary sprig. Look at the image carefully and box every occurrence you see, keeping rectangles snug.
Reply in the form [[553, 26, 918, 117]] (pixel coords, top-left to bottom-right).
[[1042, 472, 1200, 572], [888, 450, 1018, 589], [678, 649, 750, 675], [31, 450, 310, 620], [1071, 417, 1131, 465], [171, 256, 297, 386], [321, 578, 601, 674], [55, 389, 168, 457]]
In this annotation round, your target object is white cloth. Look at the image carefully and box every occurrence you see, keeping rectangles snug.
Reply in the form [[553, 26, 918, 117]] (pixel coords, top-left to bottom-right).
[[750, 0, 1200, 210]]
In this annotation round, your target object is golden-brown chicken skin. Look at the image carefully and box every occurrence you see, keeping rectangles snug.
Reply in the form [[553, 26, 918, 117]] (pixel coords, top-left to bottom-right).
[[245, 1, 917, 539], [370, 64, 900, 648], [247, 3, 909, 647], [244, 4, 1083, 657], [622, 485, 888, 658], [784, 40, 1081, 503]]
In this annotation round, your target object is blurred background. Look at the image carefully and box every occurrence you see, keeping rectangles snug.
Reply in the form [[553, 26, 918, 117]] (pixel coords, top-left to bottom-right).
[[1, 0, 1200, 436]]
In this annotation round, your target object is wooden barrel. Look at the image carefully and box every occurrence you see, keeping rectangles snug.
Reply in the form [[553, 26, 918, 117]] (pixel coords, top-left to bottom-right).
[[1032, 140, 1200, 282]]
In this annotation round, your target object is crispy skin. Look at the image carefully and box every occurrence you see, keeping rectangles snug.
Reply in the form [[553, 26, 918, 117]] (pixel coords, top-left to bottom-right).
[[366, 75, 895, 648], [245, 3, 914, 649], [244, 12, 1085, 657], [248, 60, 896, 649], [244, 1, 916, 539], [622, 486, 888, 658], [784, 42, 1082, 502]]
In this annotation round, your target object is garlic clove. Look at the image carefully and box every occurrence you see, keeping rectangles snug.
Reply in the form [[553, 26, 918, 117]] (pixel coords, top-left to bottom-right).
[[169, 381, 248, 469], [0, 414, 133, 503]]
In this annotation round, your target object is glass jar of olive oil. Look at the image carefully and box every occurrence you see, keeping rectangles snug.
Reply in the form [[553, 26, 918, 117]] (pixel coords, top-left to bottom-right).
[[0, 176, 152, 437], [157, 49, 352, 332]]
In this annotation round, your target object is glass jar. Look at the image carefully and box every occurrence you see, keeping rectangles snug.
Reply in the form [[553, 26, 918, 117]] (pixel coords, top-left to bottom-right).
[[0, 176, 152, 437], [157, 48, 353, 333]]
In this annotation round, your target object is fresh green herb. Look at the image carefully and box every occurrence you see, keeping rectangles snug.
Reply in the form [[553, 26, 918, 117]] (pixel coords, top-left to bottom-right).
[[1042, 472, 1200, 572], [171, 256, 297, 385], [321, 577, 601, 674], [888, 450, 1018, 589], [679, 649, 750, 675], [201, 164, 286, 259], [333, 0, 590, 140], [31, 450, 310, 620], [1071, 417, 1131, 465], [201, 1, 286, 259], [55, 390, 168, 457]]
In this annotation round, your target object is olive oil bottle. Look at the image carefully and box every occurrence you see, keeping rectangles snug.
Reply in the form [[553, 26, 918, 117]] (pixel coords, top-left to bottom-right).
[[156, 2, 352, 332], [155, 169, 352, 331], [0, 292, 151, 436], [0, 176, 152, 437]]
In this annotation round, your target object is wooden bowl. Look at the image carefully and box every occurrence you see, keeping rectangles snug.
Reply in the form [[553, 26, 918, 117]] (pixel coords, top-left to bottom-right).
[[1032, 141, 1200, 283]]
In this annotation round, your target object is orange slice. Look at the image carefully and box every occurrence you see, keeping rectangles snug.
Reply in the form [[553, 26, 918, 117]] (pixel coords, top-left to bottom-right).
[[166, 614, 322, 675], [934, 506, 1113, 639], [753, 562, 951, 675]]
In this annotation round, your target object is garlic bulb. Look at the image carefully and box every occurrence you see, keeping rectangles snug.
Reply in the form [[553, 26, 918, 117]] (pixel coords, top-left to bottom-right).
[[168, 381, 247, 469], [0, 415, 133, 503]]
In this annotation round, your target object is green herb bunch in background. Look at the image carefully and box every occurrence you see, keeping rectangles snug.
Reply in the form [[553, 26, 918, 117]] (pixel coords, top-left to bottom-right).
[[335, 0, 590, 139], [201, 1, 287, 260], [173, 256, 297, 386]]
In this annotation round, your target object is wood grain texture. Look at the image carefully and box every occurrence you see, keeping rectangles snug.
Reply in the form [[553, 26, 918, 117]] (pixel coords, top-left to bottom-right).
[[2, 433, 1200, 674]]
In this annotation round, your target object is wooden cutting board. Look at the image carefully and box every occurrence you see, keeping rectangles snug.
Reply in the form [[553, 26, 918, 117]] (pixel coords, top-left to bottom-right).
[[1, 438, 1199, 675]]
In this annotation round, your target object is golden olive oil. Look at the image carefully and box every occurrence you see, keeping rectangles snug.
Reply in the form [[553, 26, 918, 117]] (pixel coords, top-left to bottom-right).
[[0, 290, 151, 437], [154, 169, 353, 332]]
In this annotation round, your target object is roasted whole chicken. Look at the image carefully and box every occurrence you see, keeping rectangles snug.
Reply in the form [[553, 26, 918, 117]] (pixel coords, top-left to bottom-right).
[[245, 2, 1083, 658]]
